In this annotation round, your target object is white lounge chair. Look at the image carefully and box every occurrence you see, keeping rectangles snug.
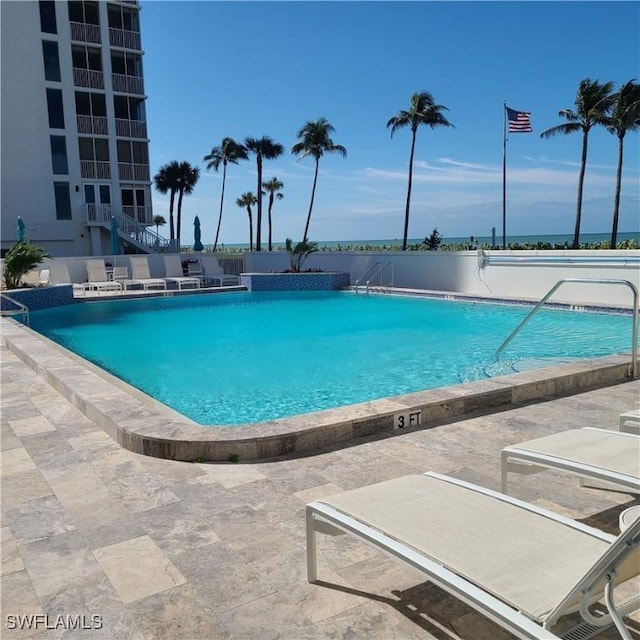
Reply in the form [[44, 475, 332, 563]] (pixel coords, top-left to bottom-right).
[[129, 256, 167, 291], [501, 427, 640, 495], [306, 472, 640, 640], [82, 259, 122, 294], [200, 257, 240, 286], [38, 269, 50, 286], [162, 255, 200, 290]]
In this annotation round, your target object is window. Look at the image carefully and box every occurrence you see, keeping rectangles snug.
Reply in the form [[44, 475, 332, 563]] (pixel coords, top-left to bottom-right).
[[42, 41, 61, 82], [46, 88, 64, 129], [68, 1, 99, 25], [111, 51, 141, 76], [54, 182, 72, 220], [75, 91, 106, 116], [117, 140, 148, 164], [39, 1, 57, 33], [71, 45, 102, 71], [50, 136, 68, 174], [79, 137, 109, 162], [108, 5, 139, 31], [113, 95, 145, 120]]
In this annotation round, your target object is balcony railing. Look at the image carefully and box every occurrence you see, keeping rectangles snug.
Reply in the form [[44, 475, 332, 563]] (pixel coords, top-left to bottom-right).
[[109, 27, 141, 50], [115, 118, 147, 139], [118, 162, 149, 181], [77, 114, 108, 135], [112, 73, 144, 95], [81, 160, 111, 180], [122, 205, 153, 225], [73, 68, 104, 90], [70, 22, 101, 44], [85, 205, 167, 252]]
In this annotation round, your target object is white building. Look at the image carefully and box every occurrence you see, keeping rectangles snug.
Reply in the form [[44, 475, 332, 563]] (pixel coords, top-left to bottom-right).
[[1, 0, 162, 257]]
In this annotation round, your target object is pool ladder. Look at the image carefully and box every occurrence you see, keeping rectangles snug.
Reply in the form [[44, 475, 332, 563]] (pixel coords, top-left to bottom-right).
[[496, 278, 638, 379], [355, 261, 394, 294], [0, 293, 30, 326]]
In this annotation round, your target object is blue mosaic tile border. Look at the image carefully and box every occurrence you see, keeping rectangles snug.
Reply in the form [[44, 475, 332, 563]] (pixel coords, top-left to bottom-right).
[[1, 285, 76, 312], [241, 272, 350, 291]]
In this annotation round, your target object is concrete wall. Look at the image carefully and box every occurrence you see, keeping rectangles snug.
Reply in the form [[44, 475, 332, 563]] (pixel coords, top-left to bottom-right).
[[18, 249, 640, 309], [245, 249, 640, 308]]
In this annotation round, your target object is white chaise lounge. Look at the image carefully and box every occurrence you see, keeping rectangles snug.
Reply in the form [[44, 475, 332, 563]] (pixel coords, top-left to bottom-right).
[[82, 259, 122, 294], [129, 256, 167, 291], [306, 472, 640, 640], [162, 255, 200, 290], [501, 427, 640, 495]]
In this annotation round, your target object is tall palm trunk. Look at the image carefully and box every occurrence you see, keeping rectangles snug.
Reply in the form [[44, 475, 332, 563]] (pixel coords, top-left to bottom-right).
[[176, 188, 185, 245], [303, 159, 320, 242], [611, 134, 624, 249], [572, 130, 589, 249], [402, 129, 417, 251], [168, 191, 176, 240], [256, 157, 263, 251], [268, 194, 274, 251], [213, 162, 227, 252], [247, 206, 254, 252]]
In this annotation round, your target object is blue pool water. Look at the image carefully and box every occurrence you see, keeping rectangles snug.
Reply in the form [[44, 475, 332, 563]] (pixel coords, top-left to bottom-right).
[[28, 291, 635, 425]]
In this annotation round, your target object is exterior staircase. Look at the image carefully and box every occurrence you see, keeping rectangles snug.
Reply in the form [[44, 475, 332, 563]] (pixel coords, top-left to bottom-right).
[[86, 206, 173, 254]]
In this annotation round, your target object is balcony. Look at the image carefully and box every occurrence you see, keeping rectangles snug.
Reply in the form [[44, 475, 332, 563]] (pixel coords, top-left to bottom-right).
[[86, 203, 112, 223], [109, 27, 141, 50], [77, 115, 108, 135], [81, 160, 111, 180], [112, 73, 144, 95], [73, 68, 104, 90], [118, 162, 149, 181], [123, 205, 153, 225], [115, 118, 147, 139], [70, 22, 101, 44]]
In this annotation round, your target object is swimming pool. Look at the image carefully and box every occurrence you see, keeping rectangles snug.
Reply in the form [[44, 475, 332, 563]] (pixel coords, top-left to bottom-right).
[[28, 291, 634, 425]]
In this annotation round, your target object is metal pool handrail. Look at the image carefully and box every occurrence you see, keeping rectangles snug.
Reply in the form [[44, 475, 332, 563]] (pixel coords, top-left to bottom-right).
[[355, 262, 395, 294], [0, 293, 30, 326], [496, 278, 638, 379]]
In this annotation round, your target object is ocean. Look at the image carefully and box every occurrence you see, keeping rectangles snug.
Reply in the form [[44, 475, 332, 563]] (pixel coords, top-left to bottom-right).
[[213, 231, 640, 252]]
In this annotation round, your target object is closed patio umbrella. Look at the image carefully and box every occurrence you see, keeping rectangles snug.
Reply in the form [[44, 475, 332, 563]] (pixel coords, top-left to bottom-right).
[[17, 216, 25, 242], [193, 215, 204, 252], [110, 216, 121, 255]]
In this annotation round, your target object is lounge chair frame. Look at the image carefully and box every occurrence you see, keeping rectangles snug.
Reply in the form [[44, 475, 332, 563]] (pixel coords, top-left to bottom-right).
[[306, 472, 640, 640], [129, 257, 167, 291], [501, 427, 640, 495], [162, 255, 200, 290], [619, 410, 640, 435], [82, 259, 122, 294]]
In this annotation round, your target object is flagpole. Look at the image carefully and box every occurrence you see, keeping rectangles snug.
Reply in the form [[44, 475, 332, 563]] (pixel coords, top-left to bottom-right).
[[502, 101, 507, 250]]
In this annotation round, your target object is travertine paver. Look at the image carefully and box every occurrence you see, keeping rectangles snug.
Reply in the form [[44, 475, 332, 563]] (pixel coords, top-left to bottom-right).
[[1, 343, 639, 639]]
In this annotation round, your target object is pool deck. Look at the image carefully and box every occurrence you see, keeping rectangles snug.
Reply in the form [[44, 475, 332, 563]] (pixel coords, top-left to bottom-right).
[[2, 339, 640, 638]]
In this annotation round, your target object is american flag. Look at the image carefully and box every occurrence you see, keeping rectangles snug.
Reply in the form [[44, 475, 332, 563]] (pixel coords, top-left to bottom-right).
[[506, 106, 532, 133]]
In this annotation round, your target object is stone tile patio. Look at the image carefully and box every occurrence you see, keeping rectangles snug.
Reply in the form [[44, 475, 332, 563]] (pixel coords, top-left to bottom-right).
[[1, 344, 639, 639]]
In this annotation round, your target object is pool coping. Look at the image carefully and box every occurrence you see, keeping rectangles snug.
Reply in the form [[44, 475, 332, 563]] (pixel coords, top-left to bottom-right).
[[2, 314, 636, 462]]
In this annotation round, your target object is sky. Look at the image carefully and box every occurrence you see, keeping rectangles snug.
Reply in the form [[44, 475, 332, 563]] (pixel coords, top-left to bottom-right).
[[140, 1, 640, 246]]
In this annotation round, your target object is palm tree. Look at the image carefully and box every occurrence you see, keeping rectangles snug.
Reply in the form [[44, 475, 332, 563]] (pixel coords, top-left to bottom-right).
[[236, 191, 258, 251], [152, 214, 166, 235], [174, 162, 200, 246], [261, 177, 284, 251], [244, 136, 284, 252], [605, 79, 640, 248], [291, 118, 347, 242], [540, 78, 616, 249], [203, 138, 248, 252], [153, 161, 182, 241], [387, 92, 453, 251]]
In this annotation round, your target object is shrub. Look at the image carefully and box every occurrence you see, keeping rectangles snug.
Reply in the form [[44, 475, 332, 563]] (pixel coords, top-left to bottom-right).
[[2, 241, 49, 289], [285, 238, 318, 272]]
